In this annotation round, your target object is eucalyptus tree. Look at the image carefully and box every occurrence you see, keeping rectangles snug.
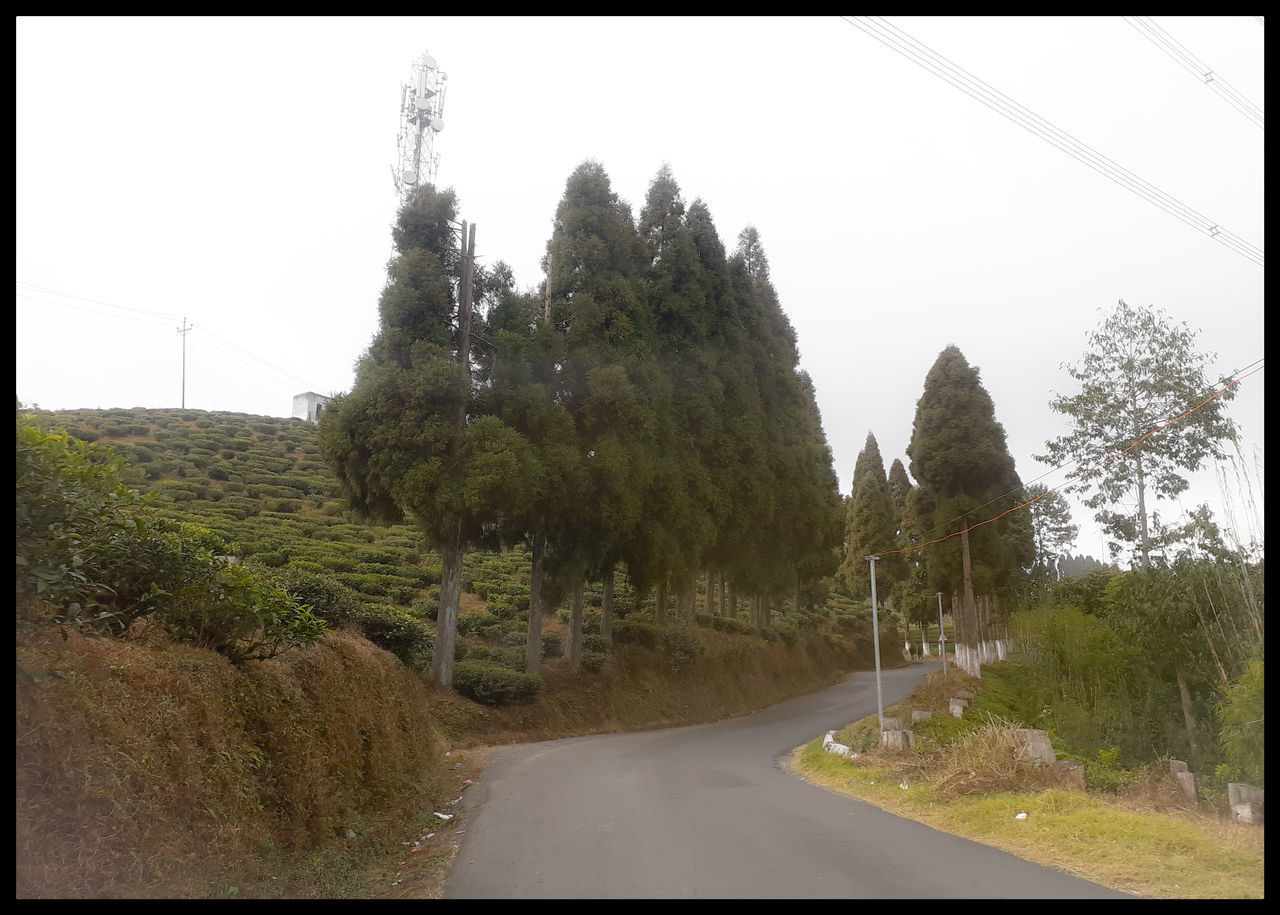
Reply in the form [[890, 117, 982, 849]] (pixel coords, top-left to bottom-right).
[[1038, 300, 1237, 570], [319, 185, 540, 687], [1025, 482, 1079, 589]]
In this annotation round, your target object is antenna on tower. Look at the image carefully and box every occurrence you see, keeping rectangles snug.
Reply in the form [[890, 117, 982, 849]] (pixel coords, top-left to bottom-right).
[[393, 50, 448, 207]]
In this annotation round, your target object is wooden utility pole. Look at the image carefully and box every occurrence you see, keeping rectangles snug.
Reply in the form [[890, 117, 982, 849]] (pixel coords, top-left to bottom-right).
[[434, 220, 477, 688]]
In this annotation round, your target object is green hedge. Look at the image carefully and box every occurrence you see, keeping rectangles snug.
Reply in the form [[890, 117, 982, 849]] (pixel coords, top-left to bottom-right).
[[452, 661, 543, 706]]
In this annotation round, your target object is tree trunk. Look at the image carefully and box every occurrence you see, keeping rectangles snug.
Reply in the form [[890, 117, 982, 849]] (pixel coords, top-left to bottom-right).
[[705, 568, 715, 617], [1135, 448, 1151, 570], [432, 529, 463, 687], [719, 573, 726, 619], [568, 577, 584, 672], [656, 579, 667, 628], [524, 526, 547, 674], [1176, 665, 1201, 769], [600, 565, 615, 644], [726, 579, 735, 621]]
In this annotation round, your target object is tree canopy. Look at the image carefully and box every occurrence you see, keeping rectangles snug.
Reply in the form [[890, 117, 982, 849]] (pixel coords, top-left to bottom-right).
[[1038, 299, 1237, 569]]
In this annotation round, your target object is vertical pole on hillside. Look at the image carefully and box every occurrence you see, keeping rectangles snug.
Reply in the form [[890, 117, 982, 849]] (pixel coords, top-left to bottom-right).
[[545, 250, 552, 322], [867, 555, 884, 735], [177, 317, 192, 408], [937, 591, 947, 675]]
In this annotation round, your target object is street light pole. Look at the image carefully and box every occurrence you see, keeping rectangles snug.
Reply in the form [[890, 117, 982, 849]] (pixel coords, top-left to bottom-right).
[[937, 591, 947, 675], [867, 555, 885, 735]]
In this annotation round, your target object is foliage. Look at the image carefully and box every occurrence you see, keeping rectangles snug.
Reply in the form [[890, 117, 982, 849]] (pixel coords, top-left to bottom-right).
[[1215, 657, 1264, 787], [159, 563, 330, 664], [1025, 483, 1079, 588], [613, 618, 661, 648], [839, 433, 899, 599], [16, 411, 329, 662], [451, 661, 544, 706], [661, 628, 704, 673], [1038, 300, 1237, 569], [540, 632, 563, 659], [906, 346, 1032, 609], [343, 603, 435, 671]]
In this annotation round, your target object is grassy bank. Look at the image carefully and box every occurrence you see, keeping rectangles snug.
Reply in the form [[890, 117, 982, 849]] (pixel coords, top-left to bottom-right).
[[790, 669, 1264, 900]]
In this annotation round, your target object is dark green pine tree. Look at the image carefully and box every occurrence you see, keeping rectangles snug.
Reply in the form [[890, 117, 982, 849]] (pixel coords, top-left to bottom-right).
[[722, 225, 843, 621], [481, 277, 584, 674], [633, 166, 720, 622], [906, 345, 1033, 660], [541, 161, 662, 655], [319, 185, 540, 687], [839, 433, 898, 600]]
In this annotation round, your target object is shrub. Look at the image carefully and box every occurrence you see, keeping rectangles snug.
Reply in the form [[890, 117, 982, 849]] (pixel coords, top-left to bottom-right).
[[580, 649, 608, 673], [452, 661, 543, 706], [267, 567, 362, 626], [710, 615, 755, 636], [347, 603, 434, 671], [456, 611, 501, 638], [661, 628, 704, 672], [1216, 657, 1264, 787], [462, 645, 526, 671], [614, 619, 661, 648], [541, 632, 563, 658], [158, 563, 330, 664]]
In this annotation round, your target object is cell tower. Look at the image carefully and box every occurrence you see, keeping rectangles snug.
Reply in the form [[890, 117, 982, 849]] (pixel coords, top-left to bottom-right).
[[392, 51, 448, 206]]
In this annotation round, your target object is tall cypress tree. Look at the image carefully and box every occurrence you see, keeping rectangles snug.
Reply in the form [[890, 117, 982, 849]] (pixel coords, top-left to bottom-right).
[[320, 185, 540, 687], [906, 345, 1032, 660], [840, 433, 897, 599]]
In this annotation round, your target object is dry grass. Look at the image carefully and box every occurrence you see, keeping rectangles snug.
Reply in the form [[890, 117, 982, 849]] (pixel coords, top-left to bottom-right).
[[16, 621, 457, 898], [794, 672, 1266, 900], [16, 612, 877, 898]]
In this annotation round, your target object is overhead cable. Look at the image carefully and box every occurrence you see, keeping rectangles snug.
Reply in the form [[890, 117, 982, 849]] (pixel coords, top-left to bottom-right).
[[841, 16, 1263, 267], [1124, 16, 1263, 128]]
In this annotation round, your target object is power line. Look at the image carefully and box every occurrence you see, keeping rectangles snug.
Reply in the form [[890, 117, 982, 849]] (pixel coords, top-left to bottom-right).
[[17, 286, 330, 396], [188, 330, 328, 394], [841, 16, 1263, 267], [15, 281, 184, 321], [1124, 16, 1263, 128], [16, 292, 176, 330]]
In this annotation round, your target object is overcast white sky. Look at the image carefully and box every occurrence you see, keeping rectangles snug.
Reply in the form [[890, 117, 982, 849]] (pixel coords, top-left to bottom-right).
[[17, 16, 1264, 563]]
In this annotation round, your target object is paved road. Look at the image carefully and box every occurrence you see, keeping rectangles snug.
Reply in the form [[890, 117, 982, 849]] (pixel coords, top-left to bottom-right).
[[444, 661, 1130, 898]]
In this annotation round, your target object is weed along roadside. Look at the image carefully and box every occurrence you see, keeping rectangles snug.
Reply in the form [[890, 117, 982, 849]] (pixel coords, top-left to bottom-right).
[[792, 668, 1264, 900]]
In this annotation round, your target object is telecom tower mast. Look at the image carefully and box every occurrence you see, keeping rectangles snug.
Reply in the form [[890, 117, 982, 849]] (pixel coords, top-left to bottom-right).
[[392, 51, 447, 206]]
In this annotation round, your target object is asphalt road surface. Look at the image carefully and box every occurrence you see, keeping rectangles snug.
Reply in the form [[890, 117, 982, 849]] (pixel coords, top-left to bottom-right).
[[444, 660, 1131, 898]]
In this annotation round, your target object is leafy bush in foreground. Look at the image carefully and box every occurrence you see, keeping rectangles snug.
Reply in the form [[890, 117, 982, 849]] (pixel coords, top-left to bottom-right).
[[16, 411, 329, 662]]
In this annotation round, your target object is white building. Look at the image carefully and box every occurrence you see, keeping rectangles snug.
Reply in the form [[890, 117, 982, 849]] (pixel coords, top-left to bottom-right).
[[292, 391, 331, 423]]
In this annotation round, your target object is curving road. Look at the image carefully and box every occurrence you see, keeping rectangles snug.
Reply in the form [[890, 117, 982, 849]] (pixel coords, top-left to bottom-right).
[[445, 660, 1130, 898]]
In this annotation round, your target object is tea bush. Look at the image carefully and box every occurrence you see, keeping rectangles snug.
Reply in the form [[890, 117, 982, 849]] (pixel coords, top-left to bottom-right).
[[452, 661, 543, 706]]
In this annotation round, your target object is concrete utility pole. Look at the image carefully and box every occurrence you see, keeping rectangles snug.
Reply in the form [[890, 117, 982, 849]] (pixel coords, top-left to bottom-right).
[[176, 317, 192, 408], [867, 555, 885, 734]]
